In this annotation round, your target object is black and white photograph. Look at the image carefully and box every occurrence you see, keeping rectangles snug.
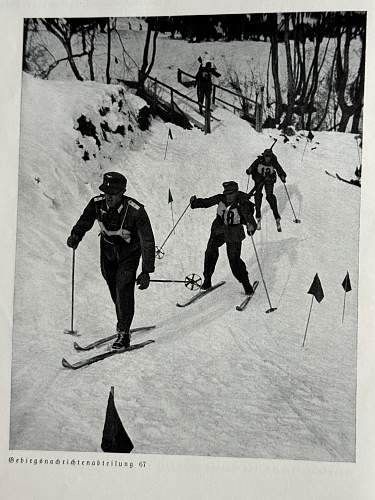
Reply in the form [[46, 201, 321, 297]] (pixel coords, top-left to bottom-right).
[[1, 0, 375, 499]]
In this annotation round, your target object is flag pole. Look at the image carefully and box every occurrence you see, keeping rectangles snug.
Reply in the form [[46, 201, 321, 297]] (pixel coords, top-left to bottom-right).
[[300, 138, 308, 168], [170, 202, 175, 235], [302, 296, 314, 347], [342, 290, 347, 324], [164, 134, 170, 160]]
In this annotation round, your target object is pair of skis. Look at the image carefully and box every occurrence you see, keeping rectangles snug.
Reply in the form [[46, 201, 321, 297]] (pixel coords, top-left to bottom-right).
[[62, 325, 156, 370], [62, 282, 259, 370], [325, 170, 360, 187], [176, 280, 259, 311]]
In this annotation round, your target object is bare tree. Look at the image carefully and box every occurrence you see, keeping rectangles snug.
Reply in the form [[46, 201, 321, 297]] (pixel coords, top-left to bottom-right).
[[138, 18, 159, 92], [40, 19, 85, 80], [268, 13, 283, 123], [335, 13, 366, 132]]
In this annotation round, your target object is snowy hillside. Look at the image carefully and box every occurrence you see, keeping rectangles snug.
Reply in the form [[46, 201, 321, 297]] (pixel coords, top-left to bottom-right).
[[10, 73, 360, 461]]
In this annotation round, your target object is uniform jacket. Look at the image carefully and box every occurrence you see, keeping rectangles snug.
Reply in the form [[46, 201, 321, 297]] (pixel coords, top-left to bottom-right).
[[195, 66, 221, 92], [70, 194, 155, 273], [247, 154, 286, 184], [191, 191, 256, 242]]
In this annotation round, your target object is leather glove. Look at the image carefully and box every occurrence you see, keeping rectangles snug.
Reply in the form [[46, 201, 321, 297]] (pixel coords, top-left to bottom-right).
[[136, 272, 150, 290], [67, 233, 80, 249], [280, 175, 286, 183], [246, 168, 251, 175], [247, 223, 256, 236], [190, 195, 197, 208]]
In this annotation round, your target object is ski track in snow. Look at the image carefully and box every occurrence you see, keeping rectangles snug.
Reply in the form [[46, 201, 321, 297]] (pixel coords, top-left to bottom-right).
[[9, 63, 359, 461]]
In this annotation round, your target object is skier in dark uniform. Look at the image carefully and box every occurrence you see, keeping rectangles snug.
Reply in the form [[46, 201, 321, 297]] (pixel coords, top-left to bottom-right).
[[190, 181, 257, 294], [246, 149, 287, 232], [195, 61, 221, 114], [67, 172, 155, 350]]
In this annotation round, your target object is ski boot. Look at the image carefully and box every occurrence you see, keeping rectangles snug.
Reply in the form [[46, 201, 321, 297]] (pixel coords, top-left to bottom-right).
[[242, 277, 254, 296], [112, 330, 131, 350], [276, 218, 282, 232], [201, 278, 212, 290]]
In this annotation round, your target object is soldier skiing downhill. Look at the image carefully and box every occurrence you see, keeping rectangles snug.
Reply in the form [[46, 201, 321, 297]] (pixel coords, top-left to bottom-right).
[[246, 148, 287, 232], [190, 181, 257, 295], [67, 172, 155, 350]]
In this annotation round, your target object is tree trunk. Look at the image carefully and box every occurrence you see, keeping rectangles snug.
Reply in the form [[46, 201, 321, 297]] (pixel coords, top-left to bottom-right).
[[336, 28, 354, 132], [65, 40, 84, 81], [138, 23, 152, 91], [269, 14, 282, 123], [23, 19, 30, 71], [106, 18, 111, 84], [350, 32, 365, 133], [138, 21, 159, 94], [283, 14, 295, 127], [87, 30, 95, 81]]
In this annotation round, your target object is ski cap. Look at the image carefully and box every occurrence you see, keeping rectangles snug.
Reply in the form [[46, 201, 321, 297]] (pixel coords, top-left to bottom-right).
[[263, 149, 273, 157], [99, 172, 127, 194], [222, 181, 239, 194]]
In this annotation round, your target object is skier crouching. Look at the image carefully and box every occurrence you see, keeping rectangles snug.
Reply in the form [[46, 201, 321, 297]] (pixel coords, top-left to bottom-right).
[[67, 172, 155, 350], [246, 148, 287, 232], [190, 181, 256, 294]]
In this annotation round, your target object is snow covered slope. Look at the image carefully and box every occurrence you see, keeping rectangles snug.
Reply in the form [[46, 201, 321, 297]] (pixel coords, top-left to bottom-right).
[[10, 73, 360, 461]]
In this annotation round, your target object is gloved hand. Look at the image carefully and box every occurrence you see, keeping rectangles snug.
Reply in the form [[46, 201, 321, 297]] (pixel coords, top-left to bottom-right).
[[280, 175, 287, 184], [190, 195, 197, 208], [136, 272, 150, 290], [67, 233, 80, 250], [247, 223, 256, 236], [246, 168, 251, 175]]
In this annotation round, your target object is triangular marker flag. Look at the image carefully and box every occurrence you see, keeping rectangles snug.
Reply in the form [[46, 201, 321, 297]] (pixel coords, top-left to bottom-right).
[[101, 387, 134, 453], [342, 272, 352, 292], [168, 128, 173, 140], [307, 130, 314, 141], [307, 273, 324, 303], [168, 188, 173, 204]]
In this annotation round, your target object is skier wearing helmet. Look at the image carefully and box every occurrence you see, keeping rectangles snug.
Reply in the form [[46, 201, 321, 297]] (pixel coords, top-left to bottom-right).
[[246, 149, 287, 232]]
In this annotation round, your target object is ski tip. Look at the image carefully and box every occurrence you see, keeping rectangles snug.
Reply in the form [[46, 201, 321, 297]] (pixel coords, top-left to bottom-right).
[[73, 342, 83, 351], [62, 358, 73, 369]]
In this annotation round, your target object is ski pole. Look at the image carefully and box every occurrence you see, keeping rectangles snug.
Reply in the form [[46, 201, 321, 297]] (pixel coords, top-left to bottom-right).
[[64, 248, 78, 335], [270, 137, 277, 150], [150, 273, 202, 291], [283, 183, 301, 223], [249, 234, 277, 313], [156, 201, 191, 258]]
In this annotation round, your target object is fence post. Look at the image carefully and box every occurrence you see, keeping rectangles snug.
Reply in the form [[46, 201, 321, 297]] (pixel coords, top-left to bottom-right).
[[205, 92, 211, 134], [177, 68, 181, 84], [170, 88, 174, 115], [255, 90, 260, 132], [212, 85, 216, 105], [153, 78, 157, 113], [259, 85, 264, 131]]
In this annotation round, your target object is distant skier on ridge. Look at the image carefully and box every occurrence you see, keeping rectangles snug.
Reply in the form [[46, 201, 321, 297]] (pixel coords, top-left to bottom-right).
[[246, 148, 287, 232], [66, 172, 155, 350], [190, 181, 257, 295]]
